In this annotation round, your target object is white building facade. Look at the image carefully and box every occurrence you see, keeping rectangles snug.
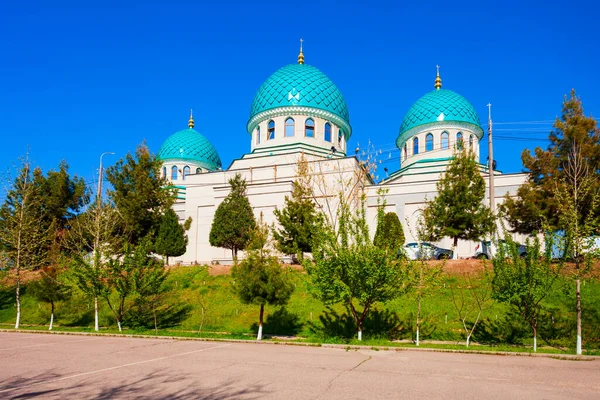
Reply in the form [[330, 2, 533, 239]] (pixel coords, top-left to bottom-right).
[[157, 49, 527, 264]]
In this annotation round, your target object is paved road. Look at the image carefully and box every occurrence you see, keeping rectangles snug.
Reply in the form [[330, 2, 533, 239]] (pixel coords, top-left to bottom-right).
[[1, 332, 599, 399]]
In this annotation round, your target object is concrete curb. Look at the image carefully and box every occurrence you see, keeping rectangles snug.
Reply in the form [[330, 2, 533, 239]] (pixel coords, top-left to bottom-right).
[[1, 329, 597, 361]]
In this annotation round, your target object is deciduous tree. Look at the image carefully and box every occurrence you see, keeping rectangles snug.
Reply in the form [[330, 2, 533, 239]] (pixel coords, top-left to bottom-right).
[[28, 265, 71, 330]]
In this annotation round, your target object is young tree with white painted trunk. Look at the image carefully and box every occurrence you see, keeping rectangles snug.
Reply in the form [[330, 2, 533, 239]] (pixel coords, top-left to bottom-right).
[[28, 265, 71, 330], [231, 216, 294, 340], [307, 193, 411, 341], [450, 265, 495, 347], [0, 157, 47, 329], [492, 236, 561, 352]]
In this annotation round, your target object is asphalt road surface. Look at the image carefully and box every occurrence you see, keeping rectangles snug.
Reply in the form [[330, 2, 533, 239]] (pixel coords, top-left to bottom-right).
[[1, 332, 599, 399]]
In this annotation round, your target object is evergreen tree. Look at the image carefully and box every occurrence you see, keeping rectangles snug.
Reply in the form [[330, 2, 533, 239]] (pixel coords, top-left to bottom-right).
[[28, 265, 71, 330], [502, 90, 600, 234], [231, 217, 294, 340], [105, 143, 174, 246], [155, 208, 191, 265], [422, 150, 495, 249], [209, 174, 256, 259], [273, 178, 321, 262], [373, 212, 405, 252]]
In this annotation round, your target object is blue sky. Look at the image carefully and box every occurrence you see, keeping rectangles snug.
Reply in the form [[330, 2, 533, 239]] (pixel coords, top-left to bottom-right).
[[1, 0, 598, 186]]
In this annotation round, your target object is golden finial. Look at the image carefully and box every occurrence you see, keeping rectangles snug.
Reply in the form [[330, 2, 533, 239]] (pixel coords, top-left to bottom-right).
[[188, 109, 194, 129], [298, 38, 305, 65], [434, 65, 442, 90]]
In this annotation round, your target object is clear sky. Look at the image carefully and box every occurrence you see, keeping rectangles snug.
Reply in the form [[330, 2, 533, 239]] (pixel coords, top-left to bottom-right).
[[1, 0, 598, 187]]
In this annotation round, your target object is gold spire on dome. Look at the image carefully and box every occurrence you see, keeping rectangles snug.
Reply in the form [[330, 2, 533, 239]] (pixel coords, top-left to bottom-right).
[[434, 65, 442, 90], [298, 38, 305, 65], [188, 109, 194, 129]]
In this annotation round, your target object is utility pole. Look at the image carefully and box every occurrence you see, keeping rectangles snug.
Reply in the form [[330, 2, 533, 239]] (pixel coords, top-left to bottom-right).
[[487, 104, 495, 213]]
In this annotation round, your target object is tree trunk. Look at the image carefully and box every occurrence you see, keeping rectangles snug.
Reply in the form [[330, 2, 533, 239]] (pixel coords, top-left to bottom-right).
[[117, 320, 122, 332], [94, 296, 99, 332], [416, 293, 421, 346], [452, 237, 459, 259], [15, 268, 21, 329], [358, 327, 362, 341], [49, 300, 55, 331], [533, 325, 537, 352], [199, 307, 206, 334], [257, 304, 264, 341], [166, 255, 169, 266], [153, 306, 158, 335], [576, 278, 582, 355], [466, 334, 471, 347]]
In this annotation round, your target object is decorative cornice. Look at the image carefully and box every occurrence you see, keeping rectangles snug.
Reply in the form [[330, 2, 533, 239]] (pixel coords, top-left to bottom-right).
[[246, 105, 352, 140]]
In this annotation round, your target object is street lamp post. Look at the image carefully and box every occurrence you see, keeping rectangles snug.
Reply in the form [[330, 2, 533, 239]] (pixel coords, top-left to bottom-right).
[[97, 152, 115, 201]]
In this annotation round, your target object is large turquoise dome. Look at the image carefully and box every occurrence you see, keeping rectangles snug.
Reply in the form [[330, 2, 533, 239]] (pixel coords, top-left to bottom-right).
[[158, 128, 222, 171], [247, 63, 352, 138], [397, 89, 483, 145]]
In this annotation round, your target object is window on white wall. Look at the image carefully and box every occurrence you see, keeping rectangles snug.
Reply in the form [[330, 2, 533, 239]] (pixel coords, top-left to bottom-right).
[[171, 166, 177, 180], [256, 126, 261, 144], [413, 137, 419, 155], [183, 166, 190, 180], [469, 134, 474, 149], [324, 123, 332, 142], [426, 133, 433, 152], [268, 120, 275, 139], [456, 132, 464, 150], [441, 132, 449, 149], [305, 118, 315, 137], [285, 117, 295, 137]]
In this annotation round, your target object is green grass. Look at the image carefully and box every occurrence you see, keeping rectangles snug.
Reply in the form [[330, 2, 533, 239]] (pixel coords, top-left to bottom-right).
[[1, 265, 599, 355]]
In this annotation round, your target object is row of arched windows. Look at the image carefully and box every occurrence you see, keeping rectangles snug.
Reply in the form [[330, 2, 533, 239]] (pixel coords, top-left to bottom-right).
[[403, 132, 475, 159], [256, 118, 343, 146], [163, 166, 202, 181]]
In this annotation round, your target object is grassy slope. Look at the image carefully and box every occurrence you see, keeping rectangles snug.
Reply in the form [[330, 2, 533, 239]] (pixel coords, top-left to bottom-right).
[[1, 264, 599, 353]]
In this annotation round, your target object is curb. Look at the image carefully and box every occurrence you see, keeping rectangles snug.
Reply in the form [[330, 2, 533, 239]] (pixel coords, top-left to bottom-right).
[[1, 329, 597, 361]]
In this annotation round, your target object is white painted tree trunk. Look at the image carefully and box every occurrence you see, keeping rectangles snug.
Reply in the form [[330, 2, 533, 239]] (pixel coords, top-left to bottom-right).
[[15, 275, 21, 329], [416, 328, 420, 347], [576, 278, 582, 355], [49, 313, 54, 331], [94, 296, 99, 332], [15, 311, 20, 330], [466, 335, 471, 347], [257, 324, 263, 341], [358, 328, 362, 341], [117, 321, 122, 332], [533, 334, 537, 352]]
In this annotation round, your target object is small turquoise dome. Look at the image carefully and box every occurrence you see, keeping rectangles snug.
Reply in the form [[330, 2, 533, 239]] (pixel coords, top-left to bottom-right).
[[397, 89, 483, 146], [247, 64, 351, 138], [158, 128, 222, 171]]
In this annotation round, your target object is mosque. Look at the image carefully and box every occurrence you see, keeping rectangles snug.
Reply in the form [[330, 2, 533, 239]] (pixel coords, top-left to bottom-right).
[[157, 44, 527, 264]]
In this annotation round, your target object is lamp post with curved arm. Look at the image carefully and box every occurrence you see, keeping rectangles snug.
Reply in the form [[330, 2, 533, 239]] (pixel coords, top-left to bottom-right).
[[97, 152, 115, 201]]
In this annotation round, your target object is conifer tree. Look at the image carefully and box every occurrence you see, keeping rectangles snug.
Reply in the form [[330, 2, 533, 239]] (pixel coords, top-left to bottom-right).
[[502, 90, 600, 234], [106, 143, 174, 246], [273, 180, 321, 262], [231, 216, 294, 340], [209, 174, 256, 259], [155, 208, 191, 265], [373, 212, 405, 252], [422, 150, 495, 250]]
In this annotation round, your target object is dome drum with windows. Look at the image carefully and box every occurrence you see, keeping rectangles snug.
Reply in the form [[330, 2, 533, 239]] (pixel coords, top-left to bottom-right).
[[158, 112, 222, 181]]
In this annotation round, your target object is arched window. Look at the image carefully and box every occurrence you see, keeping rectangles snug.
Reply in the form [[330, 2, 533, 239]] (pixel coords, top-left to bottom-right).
[[456, 132, 464, 150], [285, 118, 295, 137], [426, 133, 434, 152], [469, 134, 474, 149], [267, 120, 275, 140], [324, 123, 332, 142], [305, 118, 315, 137], [413, 137, 419, 155], [403, 144, 407, 160], [256, 126, 261, 144], [162, 167, 166, 178], [196, 167, 202, 174], [441, 132, 449, 149], [183, 166, 190, 180], [338, 130, 343, 146], [171, 166, 178, 180]]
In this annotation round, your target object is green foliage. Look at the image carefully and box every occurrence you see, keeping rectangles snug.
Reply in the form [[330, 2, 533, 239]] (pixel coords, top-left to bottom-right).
[[105, 143, 174, 246], [209, 174, 256, 258], [492, 235, 561, 350], [422, 150, 495, 247], [502, 90, 600, 234], [373, 212, 405, 251], [272, 163, 321, 261], [28, 265, 71, 306], [231, 220, 294, 308], [306, 194, 411, 339], [154, 209, 189, 264]]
